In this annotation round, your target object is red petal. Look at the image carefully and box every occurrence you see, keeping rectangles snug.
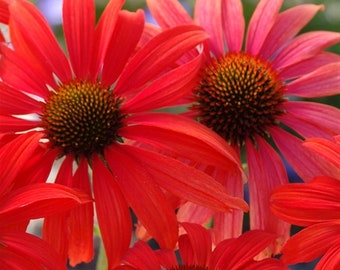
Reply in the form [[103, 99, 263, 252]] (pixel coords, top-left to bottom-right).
[[92, 155, 132, 269], [102, 10, 144, 86], [246, 0, 283, 55], [62, 0, 95, 79], [115, 25, 208, 96], [121, 144, 248, 212], [246, 136, 290, 248], [9, 0, 72, 82], [271, 176, 340, 226], [0, 231, 67, 270], [105, 144, 179, 249]]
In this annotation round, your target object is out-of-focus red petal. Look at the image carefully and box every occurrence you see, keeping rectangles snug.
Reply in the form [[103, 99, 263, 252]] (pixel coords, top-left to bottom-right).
[[281, 222, 340, 265], [0, 231, 67, 270], [122, 144, 248, 212], [62, 0, 95, 79], [9, 0, 72, 82], [260, 4, 323, 60], [115, 25, 208, 96], [102, 10, 144, 86], [105, 144, 179, 249], [89, 0, 124, 80], [317, 239, 340, 270], [92, 155, 132, 269], [271, 176, 340, 226], [179, 223, 212, 266], [246, 136, 290, 251], [246, 0, 283, 55]]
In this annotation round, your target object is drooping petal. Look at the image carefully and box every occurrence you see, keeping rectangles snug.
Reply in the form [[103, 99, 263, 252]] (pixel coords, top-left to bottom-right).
[[286, 62, 340, 98], [146, 0, 192, 28], [179, 223, 212, 266], [123, 144, 248, 212], [9, 0, 72, 82], [279, 52, 340, 80], [114, 25, 208, 96], [222, 0, 244, 53], [0, 231, 67, 270], [317, 239, 340, 270], [281, 222, 340, 265], [0, 183, 91, 226], [121, 53, 202, 113], [273, 31, 340, 70], [62, 0, 95, 79], [304, 137, 340, 169], [279, 101, 340, 139], [123, 113, 242, 171], [271, 176, 340, 226], [105, 144, 178, 249], [194, 0, 224, 57], [260, 4, 323, 60], [246, 136, 290, 250], [67, 158, 94, 266], [246, 0, 283, 55], [102, 10, 144, 86], [271, 127, 339, 181], [92, 155, 132, 269], [89, 0, 125, 80]]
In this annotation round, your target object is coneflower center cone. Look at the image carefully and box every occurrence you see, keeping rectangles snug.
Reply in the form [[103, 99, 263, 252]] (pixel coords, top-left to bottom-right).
[[193, 52, 286, 146], [42, 81, 125, 157]]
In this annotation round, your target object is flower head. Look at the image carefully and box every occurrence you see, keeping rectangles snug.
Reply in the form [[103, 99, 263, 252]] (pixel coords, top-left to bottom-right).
[[119, 223, 287, 270], [0, 0, 248, 267], [147, 0, 340, 246]]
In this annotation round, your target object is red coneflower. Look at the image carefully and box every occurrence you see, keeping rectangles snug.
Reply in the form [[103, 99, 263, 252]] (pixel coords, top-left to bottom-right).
[[0, 0, 248, 268], [118, 223, 287, 270], [147, 0, 340, 247]]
